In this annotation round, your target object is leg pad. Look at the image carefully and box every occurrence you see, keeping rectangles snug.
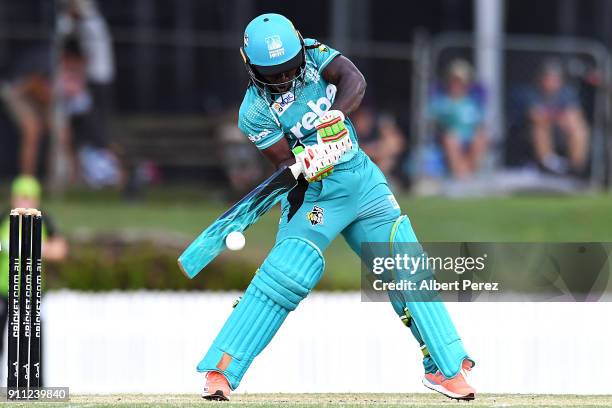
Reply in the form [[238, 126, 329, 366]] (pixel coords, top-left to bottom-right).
[[197, 237, 324, 389], [391, 215, 473, 378]]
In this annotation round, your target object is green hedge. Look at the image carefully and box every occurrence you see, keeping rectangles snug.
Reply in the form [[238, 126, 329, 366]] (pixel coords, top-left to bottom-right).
[[45, 242, 251, 291], [44, 239, 358, 291]]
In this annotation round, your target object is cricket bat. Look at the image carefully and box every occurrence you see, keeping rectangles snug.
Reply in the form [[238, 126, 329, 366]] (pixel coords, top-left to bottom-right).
[[178, 162, 302, 279]]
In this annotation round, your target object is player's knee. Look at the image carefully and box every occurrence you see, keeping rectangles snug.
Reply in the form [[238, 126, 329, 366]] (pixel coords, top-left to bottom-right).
[[390, 215, 431, 282], [252, 237, 324, 311], [390, 215, 418, 243]]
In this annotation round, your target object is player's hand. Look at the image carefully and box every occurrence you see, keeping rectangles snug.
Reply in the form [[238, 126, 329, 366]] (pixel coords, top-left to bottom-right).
[[292, 145, 336, 182], [314, 110, 353, 156], [292, 110, 353, 183]]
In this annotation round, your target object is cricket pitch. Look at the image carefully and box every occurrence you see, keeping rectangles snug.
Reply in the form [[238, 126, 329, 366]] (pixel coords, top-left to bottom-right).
[[5, 393, 612, 407]]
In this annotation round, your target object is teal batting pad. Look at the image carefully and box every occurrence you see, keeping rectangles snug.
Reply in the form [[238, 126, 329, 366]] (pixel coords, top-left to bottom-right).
[[197, 237, 324, 389], [390, 215, 473, 378]]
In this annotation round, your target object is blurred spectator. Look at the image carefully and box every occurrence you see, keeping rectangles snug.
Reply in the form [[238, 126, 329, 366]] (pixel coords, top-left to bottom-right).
[[58, 0, 115, 149], [429, 60, 488, 179], [0, 176, 68, 374], [352, 105, 406, 183], [525, 60, 589, 175], [58, 0, 123, 188], [0, 40, 84, 178]]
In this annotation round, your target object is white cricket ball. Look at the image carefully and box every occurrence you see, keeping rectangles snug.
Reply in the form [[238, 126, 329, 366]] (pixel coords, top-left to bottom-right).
[[225, 231, 245, 251]]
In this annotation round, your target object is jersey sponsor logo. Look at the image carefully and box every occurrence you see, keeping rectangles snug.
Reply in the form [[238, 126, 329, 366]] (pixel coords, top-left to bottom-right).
[[271, 92, 295, 116], [290, 84, 337, 139], [248, 129, 272, 144], [266, 35, 285, 58], [306, 205, 324, 226]]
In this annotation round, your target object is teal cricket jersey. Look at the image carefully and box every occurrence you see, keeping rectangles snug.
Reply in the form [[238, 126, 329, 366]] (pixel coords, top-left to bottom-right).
[[238, 38, 359, 163], [429, 94, 483, 143]]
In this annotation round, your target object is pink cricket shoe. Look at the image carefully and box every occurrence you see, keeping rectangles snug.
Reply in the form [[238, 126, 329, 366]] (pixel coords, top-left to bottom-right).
[[422, 359, 476, 400], [202, 371, 231, 401]]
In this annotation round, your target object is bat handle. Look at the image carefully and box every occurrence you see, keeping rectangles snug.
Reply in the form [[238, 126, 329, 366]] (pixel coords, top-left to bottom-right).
[[289, 162, 303, 180]]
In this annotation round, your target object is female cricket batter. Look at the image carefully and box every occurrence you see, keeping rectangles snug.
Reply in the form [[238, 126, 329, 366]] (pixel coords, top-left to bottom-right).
[[199, 13, 475, 401]]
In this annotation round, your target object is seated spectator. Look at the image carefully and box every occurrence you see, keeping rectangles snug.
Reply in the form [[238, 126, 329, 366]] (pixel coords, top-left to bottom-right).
[[526, 60, 589, 175], [429, 60, 488, 179], [352, 105, 406, 183]]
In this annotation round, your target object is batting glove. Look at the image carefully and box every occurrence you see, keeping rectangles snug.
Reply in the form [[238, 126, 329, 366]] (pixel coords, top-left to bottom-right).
[[314, 110, 353, 156], [293, 144, 336, 183]]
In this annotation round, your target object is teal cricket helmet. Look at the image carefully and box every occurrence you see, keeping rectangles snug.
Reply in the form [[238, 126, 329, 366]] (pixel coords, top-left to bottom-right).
[[240, 13, 306, 93]]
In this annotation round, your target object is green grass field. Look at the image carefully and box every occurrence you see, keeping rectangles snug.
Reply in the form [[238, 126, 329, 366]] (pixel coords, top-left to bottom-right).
[[42, 192, 612, 289], [5, 393, 612, 407], [47, 191, 612, 240]]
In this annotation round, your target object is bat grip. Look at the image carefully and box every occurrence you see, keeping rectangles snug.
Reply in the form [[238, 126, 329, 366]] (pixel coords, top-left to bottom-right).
[[289, 162, 303, 179]]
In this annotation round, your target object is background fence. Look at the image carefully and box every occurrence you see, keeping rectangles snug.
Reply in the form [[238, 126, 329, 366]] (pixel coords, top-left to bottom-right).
[[1, 291, 609, 394]]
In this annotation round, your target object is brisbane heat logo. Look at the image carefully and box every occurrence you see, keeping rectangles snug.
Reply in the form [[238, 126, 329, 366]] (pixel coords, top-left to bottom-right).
[[266, 35, 285, 58], [306, 205, 324, 226]]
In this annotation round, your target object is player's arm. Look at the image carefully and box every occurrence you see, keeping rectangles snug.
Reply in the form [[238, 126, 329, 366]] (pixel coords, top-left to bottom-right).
[[261, 137, 295, 169], [322, 55, 367, 115], [258, 56, 363, 179]]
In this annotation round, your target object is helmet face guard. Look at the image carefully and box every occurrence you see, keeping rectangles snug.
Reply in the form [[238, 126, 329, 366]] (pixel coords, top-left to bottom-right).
[[241, 45, 306, 97]]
